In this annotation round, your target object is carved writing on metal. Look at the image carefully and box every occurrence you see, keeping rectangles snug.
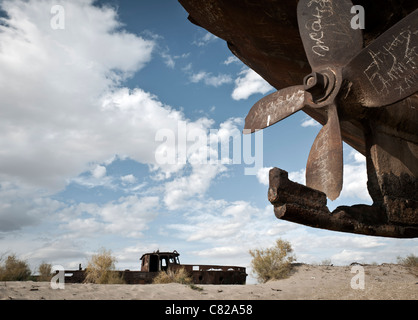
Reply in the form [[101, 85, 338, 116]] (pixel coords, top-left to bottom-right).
[[274, 90, 305, 111], [266, 90, 305, 123], [364, 28, 418, 97], [305, 0, 334, 57]]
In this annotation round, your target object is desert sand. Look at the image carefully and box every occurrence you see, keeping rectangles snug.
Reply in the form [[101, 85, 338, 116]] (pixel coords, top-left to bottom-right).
[[1, 264, 416, 300]]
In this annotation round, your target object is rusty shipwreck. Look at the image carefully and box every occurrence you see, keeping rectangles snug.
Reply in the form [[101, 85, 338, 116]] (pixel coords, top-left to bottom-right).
[[60, 250, 247, 285]]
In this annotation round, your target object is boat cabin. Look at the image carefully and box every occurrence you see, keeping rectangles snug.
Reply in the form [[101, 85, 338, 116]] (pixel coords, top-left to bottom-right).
[[140, 250, 180, 272]]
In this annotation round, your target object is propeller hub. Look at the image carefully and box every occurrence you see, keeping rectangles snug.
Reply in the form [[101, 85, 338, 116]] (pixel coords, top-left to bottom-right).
[[304, 72, 329, 101], [303, 68, 341, 108]]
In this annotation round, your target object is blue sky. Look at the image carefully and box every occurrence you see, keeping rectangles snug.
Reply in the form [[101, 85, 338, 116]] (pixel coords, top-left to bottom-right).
[[0, 0, 416, 284]]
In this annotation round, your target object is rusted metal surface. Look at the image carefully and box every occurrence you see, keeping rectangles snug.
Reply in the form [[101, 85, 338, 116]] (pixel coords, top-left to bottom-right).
[[244, 85, 305, 133], [343, 9, 418, 107], [140, 251, 246, 285], [268, 168, 418, 238], [297, 0, 363, 68], [172, 264, 247, 285], [61, 251, 247, 285], [61, 270, 159, 284], [305, 103, 343, 201], [179, 0, 418, 238]]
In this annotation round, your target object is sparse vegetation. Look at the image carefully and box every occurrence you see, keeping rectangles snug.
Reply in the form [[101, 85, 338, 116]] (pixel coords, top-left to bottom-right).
[[153, 267, 192, 285], [84, 248, 125, 284], [320, 259, 332, 266], [397, 254, 418, 276], [397, 254, 418, 268], [249, 238, 296, 283], [0, 254, 32, 281], [37, 262, 53, 281], [152, 267, 204, 291]]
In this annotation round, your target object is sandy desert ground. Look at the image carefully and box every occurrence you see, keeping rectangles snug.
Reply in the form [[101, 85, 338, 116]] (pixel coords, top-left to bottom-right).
[[0, 264, 417, 300]]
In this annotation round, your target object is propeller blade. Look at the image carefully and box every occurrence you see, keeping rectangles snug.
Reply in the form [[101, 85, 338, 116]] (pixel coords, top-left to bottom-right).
[[306, 103, 343, 200], [244, 86, 305, 133], [297, 0, 363, 69], [343, 9, 418, 107]]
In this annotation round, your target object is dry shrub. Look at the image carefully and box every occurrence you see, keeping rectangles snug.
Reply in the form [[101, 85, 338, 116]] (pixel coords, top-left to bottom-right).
[[37, 262, 52, 281], [84, 248, 125, 284], [0, 254, 32, 281], [397, 254, 418, 268], [397, 254, 418, 276], [153, 267, 192, 285], [249, 239, 296, 283]]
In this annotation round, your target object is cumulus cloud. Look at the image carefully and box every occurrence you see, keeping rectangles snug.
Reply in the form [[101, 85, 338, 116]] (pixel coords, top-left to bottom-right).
[[0, 0, 227, 195], [0, 0, 155, 190], [340, 151, 371, 201], [166, 200, 294, 254], [257, 168, 306, 187], [61, 195, 160, 238], [0, 0, 235, 239], [256, 167, 272, 186], [193, 246, 244, 258], [167, 200, 260, 242], [162, 118, 242, 209], [331, 249, 366, 264], [0, 181, 64, 232], [91, 165, 107, 179], [289, 169, 306, 185], [231, 68, 274, 100]]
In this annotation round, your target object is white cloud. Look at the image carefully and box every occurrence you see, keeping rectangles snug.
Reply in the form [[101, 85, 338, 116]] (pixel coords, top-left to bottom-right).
[[0, 0, 224, 195], [301, 117, 320, 127], [340, 151, 371, 201], [231, 68, 274, 100], [61, 195, 160, 238], [0, 0, 234, 239], [26, 239, 89, 269], [223, 56, 240, 65], [331, 249, 366, 264], [256, 167, 272, 186], [162, 118, 242, 209], [193, 246, 244, 258], [167, 200, 260, 242], [159, 49, 189, 69], [160, 51, 175, 68], [289, 169, 306, 185], [190, 71, 232, 87], [121, 174, 137, 184], [166, 200, 292, 253], [163, 163, 226, 210], [92, 165, 106, 179], [0, 181, 64, 232], [193, 32, 218, 47], [190, 71, 207, 82], [0, 0, 155, 191]]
